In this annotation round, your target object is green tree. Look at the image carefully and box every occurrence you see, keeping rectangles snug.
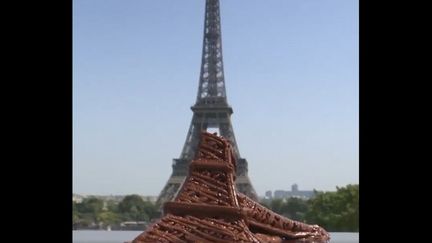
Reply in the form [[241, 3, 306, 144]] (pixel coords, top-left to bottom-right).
[[73, 202, 80, 224], [76, 197, 104, 224], [262, 197, 309, 222], [305, 184, 359, 232], [106, 200, 119, 213], [98, 211, 121, 225], [78, 197, 104, 214], [142, 201, 159, 220], [281, 197, 309, 221], [270, 198, 284, 214], [118, 195, 158, 221]]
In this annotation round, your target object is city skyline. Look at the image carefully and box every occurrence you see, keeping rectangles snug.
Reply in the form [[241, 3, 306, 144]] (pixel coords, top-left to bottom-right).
[[73, 0, 359, 196], [72, 182, 330, 197]]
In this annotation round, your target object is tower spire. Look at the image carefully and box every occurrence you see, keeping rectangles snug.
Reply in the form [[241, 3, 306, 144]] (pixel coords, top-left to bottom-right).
[[156, 0, 257, 206], [196, 0, 227, 105]]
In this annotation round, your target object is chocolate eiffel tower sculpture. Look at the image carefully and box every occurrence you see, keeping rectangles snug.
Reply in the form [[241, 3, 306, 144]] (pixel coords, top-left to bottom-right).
[[132, 132, 330, 243]]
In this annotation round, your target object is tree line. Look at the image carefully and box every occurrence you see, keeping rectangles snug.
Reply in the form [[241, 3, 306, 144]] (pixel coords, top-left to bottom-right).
[[73, 184, 358, 232], [73, 194, 159, 229], [261, 184, 359, 232]]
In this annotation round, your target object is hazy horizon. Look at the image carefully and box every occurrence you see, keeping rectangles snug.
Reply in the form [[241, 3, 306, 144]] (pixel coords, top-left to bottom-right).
[[72, 184, 353, 197], [73, 0, 359, 197]]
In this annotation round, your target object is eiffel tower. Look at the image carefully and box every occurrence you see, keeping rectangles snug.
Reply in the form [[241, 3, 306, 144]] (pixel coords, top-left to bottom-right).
[[156, 0, 258, 206]]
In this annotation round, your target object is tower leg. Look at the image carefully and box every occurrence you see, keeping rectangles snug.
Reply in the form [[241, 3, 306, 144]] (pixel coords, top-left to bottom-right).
[[155, 175, 185, 206]]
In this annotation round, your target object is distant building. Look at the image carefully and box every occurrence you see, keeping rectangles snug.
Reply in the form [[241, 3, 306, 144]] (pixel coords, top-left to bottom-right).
[[271, 184, 317, 200], [265, 190, 273, 199]]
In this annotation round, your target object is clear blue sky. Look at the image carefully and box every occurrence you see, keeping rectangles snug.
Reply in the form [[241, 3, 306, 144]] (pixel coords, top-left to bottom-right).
[[73, 0, 358, 196]]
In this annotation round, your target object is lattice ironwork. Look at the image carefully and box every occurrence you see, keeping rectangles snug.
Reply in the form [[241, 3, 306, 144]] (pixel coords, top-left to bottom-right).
[[196, 0, 226, 103], [132, 132, 330, 243], [157, 0, 257, 206]]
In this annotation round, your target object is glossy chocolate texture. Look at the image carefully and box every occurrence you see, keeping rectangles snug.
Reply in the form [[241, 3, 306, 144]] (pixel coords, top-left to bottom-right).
[[132, 132, 330, 243]]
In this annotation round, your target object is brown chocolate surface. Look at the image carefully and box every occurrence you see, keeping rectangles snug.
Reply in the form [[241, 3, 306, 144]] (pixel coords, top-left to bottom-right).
[[132, 132, 330, 242]]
